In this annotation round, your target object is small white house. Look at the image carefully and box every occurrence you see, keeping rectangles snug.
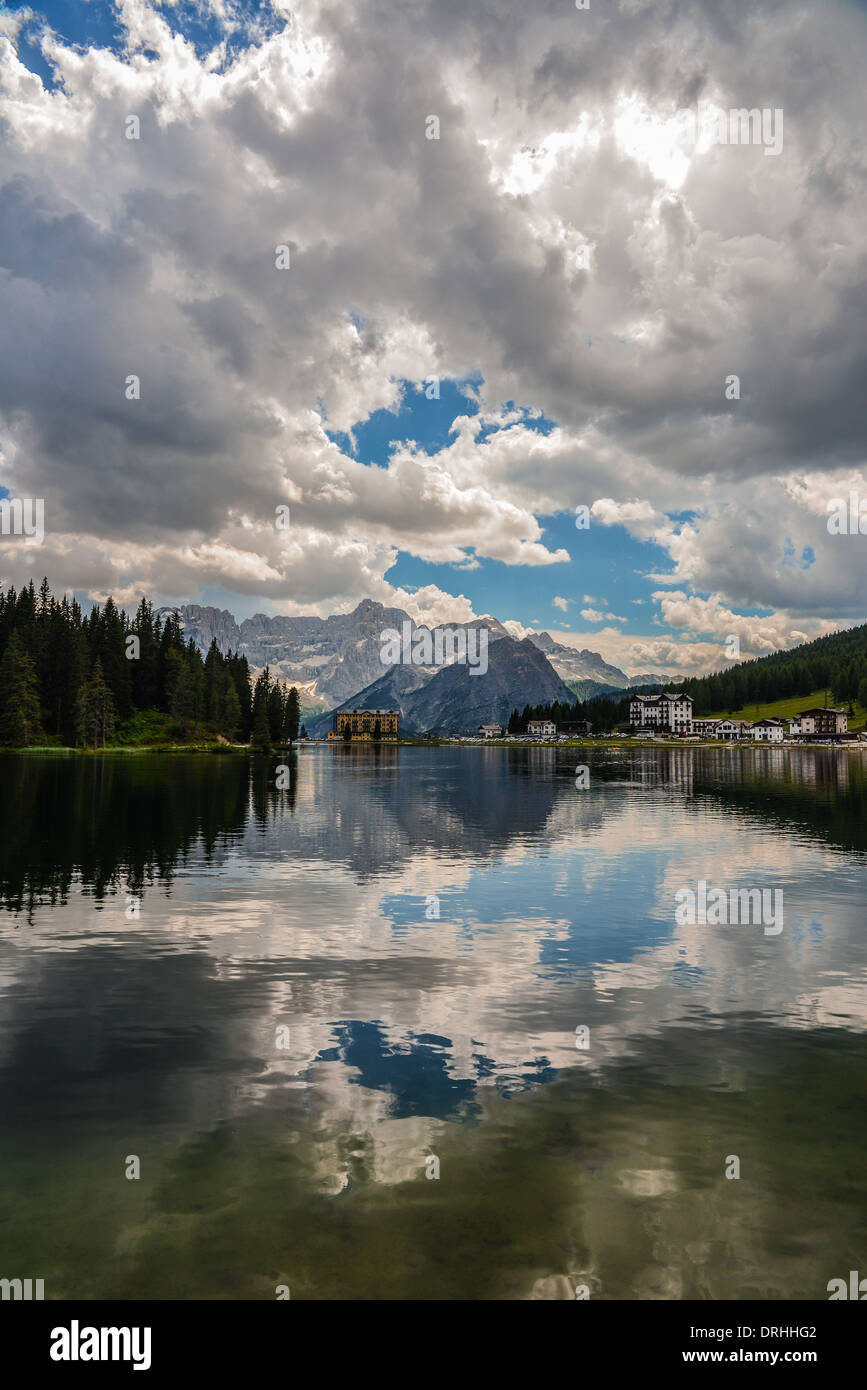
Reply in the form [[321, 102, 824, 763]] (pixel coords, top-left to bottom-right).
[[527, 720, 557, 739], [751, 718, 785, 743], [716, 718, 752, 740], [479, 724, 502, 739], [692, 718, 722, 738]]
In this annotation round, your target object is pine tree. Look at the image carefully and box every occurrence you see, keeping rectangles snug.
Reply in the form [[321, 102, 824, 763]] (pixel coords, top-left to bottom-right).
[[251, 669, 272, 751], [37, 576, 52, 618], [158, 611, 186, 709], [168, 652, 196, 735], [75, 658, 116, 749], [227, 653, 253, 738], [0, 632, 44, 746], [222, 675, 242, 740], [283, 686, 300, 744], [130, 597, 159, 710], [93, 596, 132, 718], [267, 680, 285, 744], [203, 639, 222, 725], [186, 640, 205, 734]]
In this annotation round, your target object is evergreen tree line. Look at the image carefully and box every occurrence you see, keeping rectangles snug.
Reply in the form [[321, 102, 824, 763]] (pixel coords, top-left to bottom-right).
[[509, 624, 867, 732], [679, 624, 867, 714], [508, 694, 629, 734], [0, 578, 303, 749]]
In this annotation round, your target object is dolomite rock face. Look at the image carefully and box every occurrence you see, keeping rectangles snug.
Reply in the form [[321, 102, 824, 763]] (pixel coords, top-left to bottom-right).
[[158, 599, 638, 711], [165, 605, 242, 654], [527, 630, 629, 687], [308, 634, 578, 737], [158, 598, 409, 704], [399, 635, 577, 734], [159, 600, 509, 707]]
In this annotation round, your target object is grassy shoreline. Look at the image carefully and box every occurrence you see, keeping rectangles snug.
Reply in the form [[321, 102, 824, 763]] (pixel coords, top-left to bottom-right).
[[443, 738, 866, 750], [4, 742, 251, 755], [6, 737, 865, 754]]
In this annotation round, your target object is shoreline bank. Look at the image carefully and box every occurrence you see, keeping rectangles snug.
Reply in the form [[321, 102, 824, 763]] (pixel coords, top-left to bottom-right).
[[5, 738, 865, 755]]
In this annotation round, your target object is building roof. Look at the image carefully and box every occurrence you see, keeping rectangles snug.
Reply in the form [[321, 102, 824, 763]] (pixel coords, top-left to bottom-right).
[[340, 707, 398, 714], [792, 707, 845, 717], [631, 691, 693, 703]]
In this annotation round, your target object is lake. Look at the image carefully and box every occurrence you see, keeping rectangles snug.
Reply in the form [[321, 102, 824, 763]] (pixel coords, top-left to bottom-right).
[[1, 745, 865, 1300]]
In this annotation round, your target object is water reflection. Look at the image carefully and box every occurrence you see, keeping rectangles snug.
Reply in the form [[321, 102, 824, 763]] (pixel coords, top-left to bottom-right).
[[0, 747, 865, 1299], [0, 753, 250, 917]]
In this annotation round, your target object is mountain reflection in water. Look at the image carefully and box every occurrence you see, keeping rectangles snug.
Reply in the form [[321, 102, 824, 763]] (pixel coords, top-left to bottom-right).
[[0, 746, 865, 1299]]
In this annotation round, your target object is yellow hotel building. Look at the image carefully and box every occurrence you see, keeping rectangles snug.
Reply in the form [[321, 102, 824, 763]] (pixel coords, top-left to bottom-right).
[[328, 708, 399, 741]]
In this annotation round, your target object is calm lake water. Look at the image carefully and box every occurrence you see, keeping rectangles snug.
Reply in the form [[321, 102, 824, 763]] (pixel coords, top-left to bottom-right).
[[1, 745, 866, 1300]]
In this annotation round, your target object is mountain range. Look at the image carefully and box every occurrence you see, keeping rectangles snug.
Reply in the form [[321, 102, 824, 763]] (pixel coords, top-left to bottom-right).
[[157, 600, 515, 708], [158, 599, 670, 735], [306, 634, 580, 736], [160, 600, 663, 691]]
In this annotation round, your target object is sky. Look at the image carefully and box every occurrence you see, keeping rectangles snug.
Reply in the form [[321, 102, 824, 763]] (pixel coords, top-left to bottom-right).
[[0, 0, 864, 678]]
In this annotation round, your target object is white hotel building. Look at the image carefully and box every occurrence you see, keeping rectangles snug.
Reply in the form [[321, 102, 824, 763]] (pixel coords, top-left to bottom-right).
[[629, 692, 694, 735]]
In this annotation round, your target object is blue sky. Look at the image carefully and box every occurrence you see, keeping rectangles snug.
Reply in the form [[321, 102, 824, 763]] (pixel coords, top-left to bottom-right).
[[4, 0, 277, 78], [322, 378, 680, 641], [4, 1, 123, 84]]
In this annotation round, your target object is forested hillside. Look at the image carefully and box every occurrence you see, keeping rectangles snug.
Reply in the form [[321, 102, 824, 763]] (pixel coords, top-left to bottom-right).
[[510, 624, 867, 732], [3, 577, 864, 746], [681, 625, 867, 714], [0, 579, 300, 749]]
